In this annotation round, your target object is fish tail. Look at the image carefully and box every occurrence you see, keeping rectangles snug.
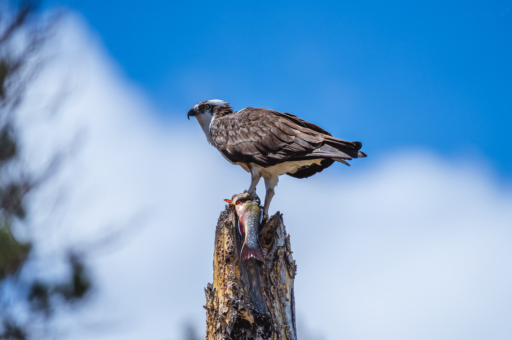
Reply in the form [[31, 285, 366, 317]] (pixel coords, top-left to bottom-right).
[[241, 245, 265, 263]]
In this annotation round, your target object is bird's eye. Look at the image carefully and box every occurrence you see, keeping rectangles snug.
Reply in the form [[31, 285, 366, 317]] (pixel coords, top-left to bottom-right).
[[203, 104, 211, 110]]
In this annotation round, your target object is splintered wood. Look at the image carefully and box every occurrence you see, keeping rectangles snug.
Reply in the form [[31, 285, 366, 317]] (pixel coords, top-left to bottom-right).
[[204, 206, 297, 340]]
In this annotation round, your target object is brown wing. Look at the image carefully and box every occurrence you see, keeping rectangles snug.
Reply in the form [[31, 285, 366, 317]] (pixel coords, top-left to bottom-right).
[[210, 107, 366, 168]]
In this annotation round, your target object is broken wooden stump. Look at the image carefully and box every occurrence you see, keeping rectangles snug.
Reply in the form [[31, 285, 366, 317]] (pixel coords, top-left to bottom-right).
[[204, 194, 297, 340]]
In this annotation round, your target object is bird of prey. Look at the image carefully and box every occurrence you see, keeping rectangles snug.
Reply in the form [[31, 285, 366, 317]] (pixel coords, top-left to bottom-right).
[[187, 99, 366, 217]]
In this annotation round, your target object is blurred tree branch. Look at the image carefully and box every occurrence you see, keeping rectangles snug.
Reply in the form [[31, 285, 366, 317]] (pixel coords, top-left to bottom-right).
[[0, 1, 92, 339]]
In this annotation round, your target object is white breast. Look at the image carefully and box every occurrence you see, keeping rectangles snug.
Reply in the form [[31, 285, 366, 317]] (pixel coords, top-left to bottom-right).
[[252, 159, 324, 178], [194, 112, 215, 144]]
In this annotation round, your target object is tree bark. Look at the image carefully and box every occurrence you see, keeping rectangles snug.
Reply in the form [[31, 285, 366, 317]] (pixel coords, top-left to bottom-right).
[[204, 195, 297, 340]]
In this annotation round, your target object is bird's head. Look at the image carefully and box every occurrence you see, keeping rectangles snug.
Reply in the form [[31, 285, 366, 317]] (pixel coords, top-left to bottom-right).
[[187, 99, 233, 121], [187, 100, 233, 141]]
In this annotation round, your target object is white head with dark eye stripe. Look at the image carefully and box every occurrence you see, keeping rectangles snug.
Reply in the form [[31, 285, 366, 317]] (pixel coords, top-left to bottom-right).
[[187, 99, 233, 143]]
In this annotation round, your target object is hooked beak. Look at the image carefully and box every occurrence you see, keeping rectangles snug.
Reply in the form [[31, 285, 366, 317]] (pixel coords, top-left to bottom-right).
[[187, 108, 198, 120]]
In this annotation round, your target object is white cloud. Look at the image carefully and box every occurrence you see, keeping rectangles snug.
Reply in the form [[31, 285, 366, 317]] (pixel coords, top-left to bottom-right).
[[17, 15, 512, 340]]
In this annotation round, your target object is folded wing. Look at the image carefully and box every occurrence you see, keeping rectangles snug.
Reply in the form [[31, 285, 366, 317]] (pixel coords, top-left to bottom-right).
[[210, 107, 366, 171]]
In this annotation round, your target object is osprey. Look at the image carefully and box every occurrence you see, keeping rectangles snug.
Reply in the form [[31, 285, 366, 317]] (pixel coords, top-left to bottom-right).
[[188, 99, 366, 217]]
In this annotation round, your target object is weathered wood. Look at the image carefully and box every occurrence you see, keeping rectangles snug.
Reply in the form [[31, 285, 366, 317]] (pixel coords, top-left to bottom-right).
[[204, 195, 297, 340]]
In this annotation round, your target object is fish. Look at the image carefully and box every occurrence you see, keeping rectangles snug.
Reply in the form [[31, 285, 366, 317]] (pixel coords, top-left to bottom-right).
[[224, 198, 265, 263]]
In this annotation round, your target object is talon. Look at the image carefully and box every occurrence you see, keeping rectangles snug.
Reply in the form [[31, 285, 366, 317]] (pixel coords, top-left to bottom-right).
[[262, 212, 269, 221]]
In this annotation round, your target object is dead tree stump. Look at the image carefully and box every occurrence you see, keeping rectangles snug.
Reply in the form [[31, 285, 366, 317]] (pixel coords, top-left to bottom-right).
[[204, 195, 297, 340]]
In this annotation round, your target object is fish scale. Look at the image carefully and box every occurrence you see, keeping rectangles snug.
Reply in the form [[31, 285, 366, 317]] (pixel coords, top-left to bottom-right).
[[224, 198, 265, 263]]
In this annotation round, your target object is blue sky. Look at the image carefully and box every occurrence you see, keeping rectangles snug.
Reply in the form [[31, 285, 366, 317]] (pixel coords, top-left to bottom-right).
[[48, 0, 512, 177], [18, 11, 512, 340]]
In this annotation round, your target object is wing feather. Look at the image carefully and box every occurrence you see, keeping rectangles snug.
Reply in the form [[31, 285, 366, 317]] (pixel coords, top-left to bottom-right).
[[269, 126, 295, 143], [210, 107, 366, 168]]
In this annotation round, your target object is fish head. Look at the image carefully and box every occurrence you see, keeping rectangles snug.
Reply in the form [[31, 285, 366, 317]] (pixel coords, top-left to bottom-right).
[[224, 198, 252, 217], [224, 198, 261, 233]]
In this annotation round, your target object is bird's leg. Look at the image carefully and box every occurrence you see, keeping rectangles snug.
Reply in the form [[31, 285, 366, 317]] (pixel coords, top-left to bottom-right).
[[263, 176, 278, 220], [263, 189, 274, 220], [248, 166, 261, 196]]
